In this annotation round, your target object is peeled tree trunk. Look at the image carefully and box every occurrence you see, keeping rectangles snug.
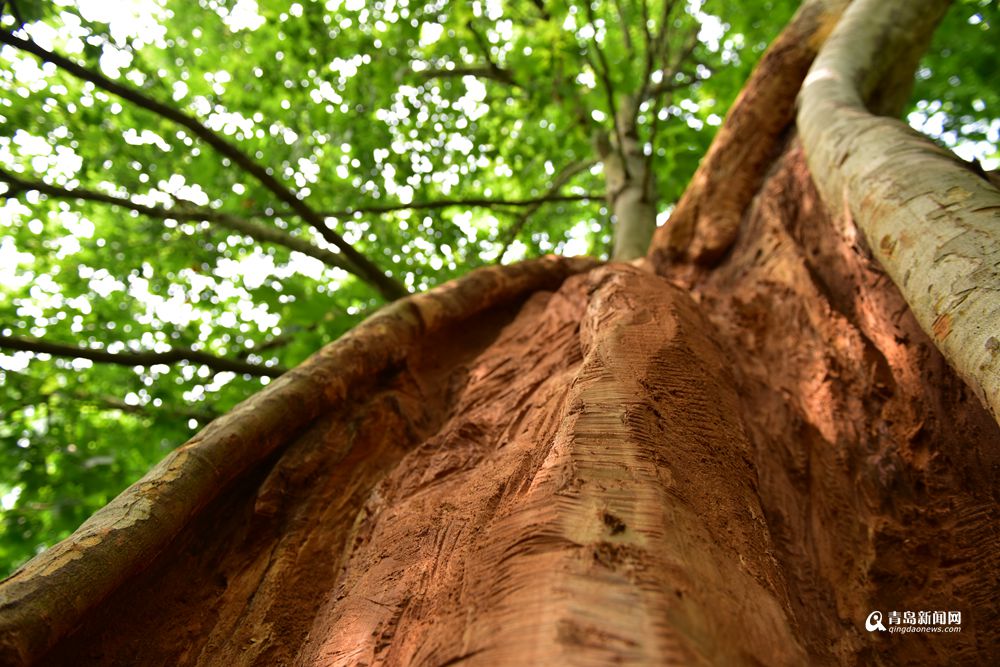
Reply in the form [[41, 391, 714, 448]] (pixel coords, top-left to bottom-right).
[[798, 0, 1000, 422], [1, 2, 999, 666]]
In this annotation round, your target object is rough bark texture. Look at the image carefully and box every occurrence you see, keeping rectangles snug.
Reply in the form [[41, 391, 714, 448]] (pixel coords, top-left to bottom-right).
[[7, 156, 999, 663], [298, 266, 806, 665], [650, 0, 849, 267], [652, 140, 999, 665]]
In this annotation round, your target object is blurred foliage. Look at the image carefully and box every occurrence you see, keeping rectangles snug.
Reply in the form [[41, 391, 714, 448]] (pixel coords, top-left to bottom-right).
[[908, 0, 999, 164], [0, 0, 996, 576]]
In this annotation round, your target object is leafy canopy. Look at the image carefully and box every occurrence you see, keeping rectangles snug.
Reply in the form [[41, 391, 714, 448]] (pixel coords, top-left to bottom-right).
[[0, 0, 996, 575]]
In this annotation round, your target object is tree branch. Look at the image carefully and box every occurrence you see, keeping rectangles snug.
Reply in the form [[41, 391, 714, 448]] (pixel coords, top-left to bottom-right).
[[634, 0, 684, 123], [0, 335, 286, 378], [0, 168, 360, 274], [798, 0, 1000, 420], [415, 65, 520, 87], [2, 167, 600, 248], [649, 0, 852, 268], [495, 159, 599, 262], [465, 20, 521, 88], [530, 0, 550, 20], [506, 0, 597, 135], [648, 28, 701, 100], [3, 368, 221, 422], [316, 192, 602, 219], [234, 322, 322, 361], [59, 390, 220, 422], [613, 0, 635, 56], [1, 0, 25, 27], [644, 71, 695, 100], [653, 0, 681, 62], [581, 2, 621, 150], [639, 0, 653, 52], [0, 28, 406, 300]]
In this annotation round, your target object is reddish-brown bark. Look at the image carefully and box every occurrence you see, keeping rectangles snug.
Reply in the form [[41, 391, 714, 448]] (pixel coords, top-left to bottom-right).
[[650, 0, 848, 267], [298, 266, 806, 665], [654, 141, 999, 664]]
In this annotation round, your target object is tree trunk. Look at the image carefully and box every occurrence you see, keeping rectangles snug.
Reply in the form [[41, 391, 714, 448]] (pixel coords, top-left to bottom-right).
[[2, 2, 999, 665], [598, 97, 658, 262], [798, 0, 1000, 421]]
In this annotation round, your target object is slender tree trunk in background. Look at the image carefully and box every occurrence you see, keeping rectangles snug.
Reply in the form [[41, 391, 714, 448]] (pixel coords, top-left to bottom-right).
[[2, 1, 999, 665], [599, 97, 658, 262]]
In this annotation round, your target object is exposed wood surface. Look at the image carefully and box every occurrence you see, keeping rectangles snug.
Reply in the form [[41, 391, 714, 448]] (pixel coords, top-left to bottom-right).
[[649, 0, 850, 268], [654, 141, 1000, 665], [300, 266, 806, 665]]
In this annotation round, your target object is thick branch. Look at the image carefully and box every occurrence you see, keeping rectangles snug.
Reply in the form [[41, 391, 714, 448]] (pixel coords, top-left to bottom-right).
[[0, 169, 359, 274], [798, 0, 1000, 422], [649, 0, 851, 267], [0, 28, 406, 300], [0, 335, 286, 378]]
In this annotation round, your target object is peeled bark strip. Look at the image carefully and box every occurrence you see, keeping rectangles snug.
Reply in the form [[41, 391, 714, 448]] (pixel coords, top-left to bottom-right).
[[0, 255, 595, 666], [649, 0, 849, 268], [798, 0, 1000, 422]]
